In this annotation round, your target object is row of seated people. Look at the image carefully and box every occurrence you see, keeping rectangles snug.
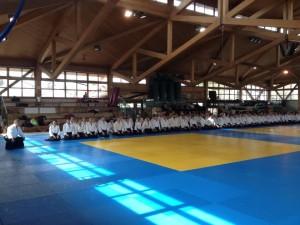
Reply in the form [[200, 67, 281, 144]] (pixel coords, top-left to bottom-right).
[[48, 112, 300, 140]]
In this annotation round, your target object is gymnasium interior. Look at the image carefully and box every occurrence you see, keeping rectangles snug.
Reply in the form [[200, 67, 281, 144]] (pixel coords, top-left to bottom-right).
[[1, 0, 300, 224]]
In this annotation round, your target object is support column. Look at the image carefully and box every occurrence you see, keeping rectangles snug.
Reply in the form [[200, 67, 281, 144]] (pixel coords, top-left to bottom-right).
[[298, 81, 300, 112], [268, 79, 273, 103], [204, 81, 208, 111], [35, 66, 42, 98], [267, 89, 271, 103], [108, 70, 113, 98], [239, 87, 242, 101]]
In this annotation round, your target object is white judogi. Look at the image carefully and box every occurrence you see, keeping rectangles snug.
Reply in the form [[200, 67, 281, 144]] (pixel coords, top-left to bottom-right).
[[86, 121, 97, 134], [113, 120, 123, 133], [78, 121, 87, 134], [150, 118, 160, 130], [70, 122, 79, 135], [134, 119, 143, 131], [63, 123, 73, 135], [49, 124, 60, 137], [7, 124, 24, 139], [124, 118, 133, 131], [142, 119, 151, 130], [160, 117, 169, 129], [179, 116, 189, 129], [189, 116, 198, 127], [98, 119, 108, 132]]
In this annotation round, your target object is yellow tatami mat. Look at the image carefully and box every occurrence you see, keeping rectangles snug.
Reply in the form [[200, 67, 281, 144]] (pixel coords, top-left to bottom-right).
[[84, 133, 300, 171]]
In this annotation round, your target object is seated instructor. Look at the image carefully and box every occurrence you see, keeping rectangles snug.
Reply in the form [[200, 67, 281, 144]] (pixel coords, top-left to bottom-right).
[[6, 119, 25, 150]]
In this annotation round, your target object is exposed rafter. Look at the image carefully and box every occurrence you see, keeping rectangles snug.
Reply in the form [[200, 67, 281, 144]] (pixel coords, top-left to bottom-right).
[[226, 0, 256, 18], [0, 3, 71, 34], [38, 5, 73, 63], [111, 22, 166, 70], [137, 49, 166, 59], [224, 18, 300, 29], [52, 0, 120, 79], [47, 21, 160, 62], [133, 21, 220, 83]]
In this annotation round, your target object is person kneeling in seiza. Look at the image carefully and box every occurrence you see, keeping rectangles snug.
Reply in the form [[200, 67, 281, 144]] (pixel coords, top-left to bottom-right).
[[97, 117, 109, 138], [5, 119, 25, 150], [63, 119, 74, 140], [48, 121, 61, 141], [86, 118, 98, 138]]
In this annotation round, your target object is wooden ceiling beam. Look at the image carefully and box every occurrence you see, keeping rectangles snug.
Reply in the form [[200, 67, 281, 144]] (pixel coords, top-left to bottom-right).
[[111, 22, 166, 70], [0, 0, 71, 15], [226, 0, 256, 18], [52, 0, 120, 79], [202, 36, 230, 79], [167, 20, 173, 54], [137, 49, 167, 59], [111, 71, 133, 82], [170, 0, 193, 17], [197, 38, 283, 83], [249, 1, 283, 19], [229, 33, 236, 63], [94, 0, 170, 18], [133, 21, 220, 83], [38, 6, 73, 63], [55, 36, 75, 45], [224, 18, 300, 29], [75, 0, 83, 40], [51, 40, 56, 72], [132, 53, 137, 78], [237, 39, 283, 63], [241, 52, 300, 85], [49, 21, 160, 62], [172, 15, 218, 24], [0, 3, 71, 31]]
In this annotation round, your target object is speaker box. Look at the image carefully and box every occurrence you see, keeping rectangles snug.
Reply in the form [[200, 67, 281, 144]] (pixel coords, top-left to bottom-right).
[[209, 91, 217, 101]]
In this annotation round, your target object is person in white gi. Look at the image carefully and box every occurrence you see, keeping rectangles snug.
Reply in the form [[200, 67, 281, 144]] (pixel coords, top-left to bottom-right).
[[63, 119, 74, 140], [48, 120, 61, 141], [6, 119, 25, 149]]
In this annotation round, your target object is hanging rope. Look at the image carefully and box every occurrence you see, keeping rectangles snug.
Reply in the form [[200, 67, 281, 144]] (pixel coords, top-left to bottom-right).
[[0, 0, 26, 42]]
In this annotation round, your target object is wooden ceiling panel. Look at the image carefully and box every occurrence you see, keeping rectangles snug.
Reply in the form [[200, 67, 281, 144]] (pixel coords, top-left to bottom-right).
[[1, 0, 300, 85]]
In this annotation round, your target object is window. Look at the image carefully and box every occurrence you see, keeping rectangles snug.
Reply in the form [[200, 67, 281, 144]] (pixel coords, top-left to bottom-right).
[[208, 82, 240, 100], [153, 0, 167, 3], [0, 67, 35, 97], [191, 2, 218, 17], [275, 83, 298, 101], [138, 79, 147, 85], [113, 76, 129, 83], [9, 68, 22, 77], [41, 71, 108, 98], [242, 85, 267, 101], [0, 67, 7, 77], [174, 0, 181, 7]]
